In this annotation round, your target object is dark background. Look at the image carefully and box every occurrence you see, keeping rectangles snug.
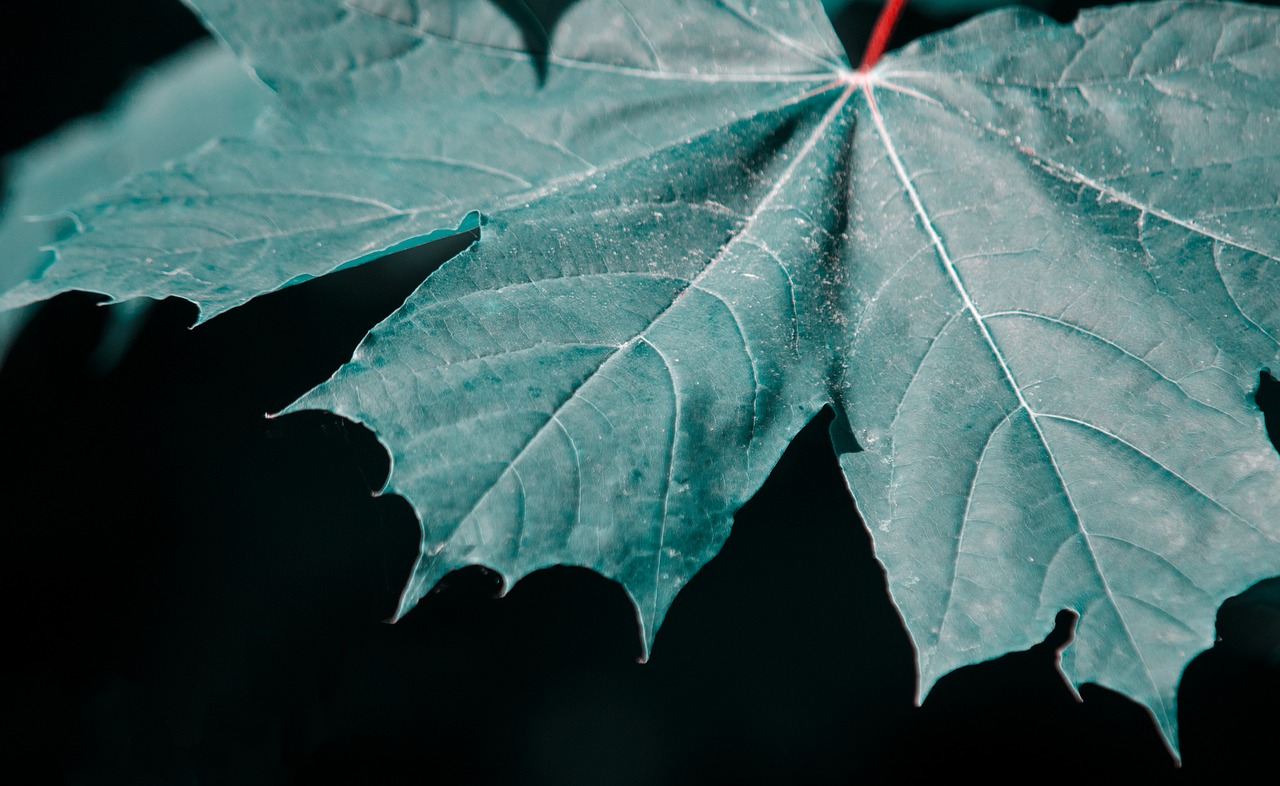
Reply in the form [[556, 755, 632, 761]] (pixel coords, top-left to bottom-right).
[[3, 1, 1277, 783]]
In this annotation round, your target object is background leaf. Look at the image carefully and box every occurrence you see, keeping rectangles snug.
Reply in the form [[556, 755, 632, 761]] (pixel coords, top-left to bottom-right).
[[0, 39, 267, 357]]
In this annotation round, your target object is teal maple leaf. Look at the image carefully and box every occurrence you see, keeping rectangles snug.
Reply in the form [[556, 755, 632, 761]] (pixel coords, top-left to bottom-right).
[[3, 0, 1277, 751]]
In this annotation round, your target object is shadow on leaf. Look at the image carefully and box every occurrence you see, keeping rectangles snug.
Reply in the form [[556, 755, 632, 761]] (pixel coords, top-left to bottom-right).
[[490, 0, 580, 85], [1254, 370, 1280, 453]]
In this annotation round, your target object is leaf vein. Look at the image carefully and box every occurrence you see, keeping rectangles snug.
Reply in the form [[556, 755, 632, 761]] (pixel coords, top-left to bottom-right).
[[692, 284, 761, 462], [640, 335, 679, 631], [1038, 413, 1274, 543], [937, 405, 1023, 653], [1094, 535, 1208, 599], [981, 309, 1246, 422]]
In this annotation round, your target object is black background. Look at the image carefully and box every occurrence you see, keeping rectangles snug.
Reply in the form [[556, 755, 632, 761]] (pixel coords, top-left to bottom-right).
[[3, 1, 1278, 783]]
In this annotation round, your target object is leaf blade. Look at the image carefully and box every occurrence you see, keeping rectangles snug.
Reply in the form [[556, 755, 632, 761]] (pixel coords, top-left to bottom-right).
[[838, 3, 1280, 744], [287, 86, 856, 650]]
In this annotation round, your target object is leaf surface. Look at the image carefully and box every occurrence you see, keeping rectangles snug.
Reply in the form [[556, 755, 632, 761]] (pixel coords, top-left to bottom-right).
[[3, 0, 1278, 750]]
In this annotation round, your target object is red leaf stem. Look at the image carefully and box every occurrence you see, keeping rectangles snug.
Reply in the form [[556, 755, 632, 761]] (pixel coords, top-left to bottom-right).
[[859, 0, 908, 70]]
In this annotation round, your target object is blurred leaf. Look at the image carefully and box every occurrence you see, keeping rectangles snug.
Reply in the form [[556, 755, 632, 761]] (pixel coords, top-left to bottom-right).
[[0, 39, 267, 352]]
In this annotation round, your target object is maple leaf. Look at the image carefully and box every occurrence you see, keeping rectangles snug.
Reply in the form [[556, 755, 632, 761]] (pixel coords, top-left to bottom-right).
[[2, 0, 1277, 752]]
